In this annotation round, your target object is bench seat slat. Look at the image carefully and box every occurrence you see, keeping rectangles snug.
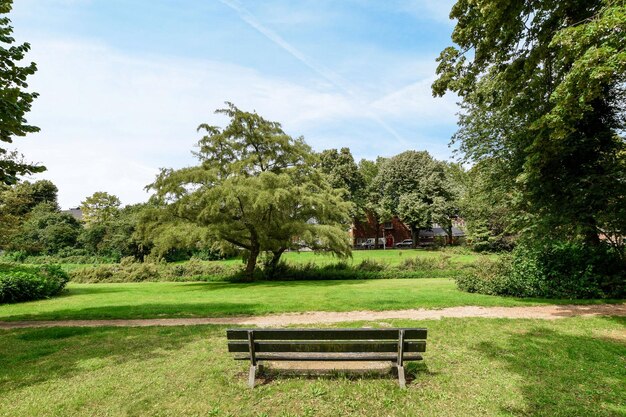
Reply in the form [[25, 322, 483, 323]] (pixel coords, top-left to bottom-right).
[[228, 340, 426, 353], [233, 353, 424, 362], [227, 328, 427, 341]]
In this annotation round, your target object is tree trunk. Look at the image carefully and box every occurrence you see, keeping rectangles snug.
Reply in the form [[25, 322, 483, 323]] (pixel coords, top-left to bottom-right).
[[583, 217, 600, 246], [374, 218, 381, 249], [244, 245, 260, 280], [446, 224, 453, 246], [266, 247, 287, 278], [411, 227, 420, 248]]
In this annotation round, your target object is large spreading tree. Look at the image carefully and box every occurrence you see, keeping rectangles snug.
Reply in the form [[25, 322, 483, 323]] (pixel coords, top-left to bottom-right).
[[143, 103, 352, 278], [0, 0, 43, 184], [433, 0, 626, 249]]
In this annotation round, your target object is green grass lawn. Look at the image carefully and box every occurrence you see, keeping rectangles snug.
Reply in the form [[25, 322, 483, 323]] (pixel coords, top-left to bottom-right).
[[0, 279, 620, 322], [1, 317, 624, 416]]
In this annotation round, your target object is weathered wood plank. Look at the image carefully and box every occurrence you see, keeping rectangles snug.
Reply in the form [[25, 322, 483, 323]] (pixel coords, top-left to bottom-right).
[[397, 365, 406, 388], [234, 353, 424, 361], [228, 340, 426, 353], [227, 328, 427, 341]]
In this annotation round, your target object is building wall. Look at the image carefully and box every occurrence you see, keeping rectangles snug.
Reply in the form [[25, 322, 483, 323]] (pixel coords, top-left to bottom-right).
[[352, 213, 411, 246]]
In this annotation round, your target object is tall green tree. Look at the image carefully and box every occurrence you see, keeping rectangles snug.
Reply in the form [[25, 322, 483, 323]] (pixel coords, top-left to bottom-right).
[[318, 147, 366, 212], [371, 151, 451, 247], [0, 180, 58, 249], [0, 0, 43, 184], [358, 157, 386, 248], [433, 0, 626, 246], [143, 103, 351, 278], [459, 159, 518, 251], [10, 202, 81, 255], [80, 192, 121, 227]]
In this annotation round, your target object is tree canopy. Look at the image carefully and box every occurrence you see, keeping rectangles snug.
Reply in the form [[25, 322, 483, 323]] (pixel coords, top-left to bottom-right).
[[0, 0, 43, 185], [143, 103, 352, 278], [80, 191, 122, 227], [371, 151, 453, 246], [433, 0, 626, 247]]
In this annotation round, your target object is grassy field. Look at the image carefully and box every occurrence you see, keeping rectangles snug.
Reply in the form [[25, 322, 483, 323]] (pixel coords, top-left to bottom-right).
[[0, 279, 620, 322], [0, 317, 624, 417]]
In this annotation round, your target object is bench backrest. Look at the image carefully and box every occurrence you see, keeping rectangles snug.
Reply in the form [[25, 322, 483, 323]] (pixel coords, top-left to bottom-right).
[[227, 328, 427, 359]]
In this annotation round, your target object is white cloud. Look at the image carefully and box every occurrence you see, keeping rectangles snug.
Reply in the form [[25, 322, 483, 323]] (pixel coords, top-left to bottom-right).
[[12, 35, 459, 209], [16, 38, 364, 208]]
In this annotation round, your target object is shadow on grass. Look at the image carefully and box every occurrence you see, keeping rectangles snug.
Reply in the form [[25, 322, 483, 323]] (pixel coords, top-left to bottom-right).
[[254, 360, 432, 387], [181, 279, 367, 291], [1, 302, 263, 321], [0, 325, 223, 394], [473, 317, 626, 416]]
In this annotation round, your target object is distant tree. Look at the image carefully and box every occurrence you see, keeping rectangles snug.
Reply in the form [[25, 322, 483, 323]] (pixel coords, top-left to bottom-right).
[[358, 157, 386, 248], [458, 159, 518, 251], [80, 192, 121, 227], [0, 0, 44, 184], [11, 203, 81, 254], [79, 203, 148, 260], [318, 147, 366, 212], [143, 103, 352, 278], [431, 162, 465, 244], [0, 180, 58, 249], [371, 151, 450, 247]]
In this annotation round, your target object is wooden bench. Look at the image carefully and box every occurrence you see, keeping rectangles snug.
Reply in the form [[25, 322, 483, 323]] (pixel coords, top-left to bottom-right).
[[227, 328, 427, 388]]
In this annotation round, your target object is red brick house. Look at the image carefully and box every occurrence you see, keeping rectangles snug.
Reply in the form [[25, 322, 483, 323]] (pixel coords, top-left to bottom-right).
[[350, 213, 465, 247]]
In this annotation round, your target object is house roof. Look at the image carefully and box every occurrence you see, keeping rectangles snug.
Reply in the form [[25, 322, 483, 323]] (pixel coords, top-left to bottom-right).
[[419, 227, 465, 238]]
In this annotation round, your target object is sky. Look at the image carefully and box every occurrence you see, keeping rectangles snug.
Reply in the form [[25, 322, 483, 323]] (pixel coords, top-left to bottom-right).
[[9, 0, 459, 209]]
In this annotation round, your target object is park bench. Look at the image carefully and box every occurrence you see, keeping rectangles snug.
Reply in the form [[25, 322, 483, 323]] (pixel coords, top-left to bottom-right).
[[227, 328, 427, 388]]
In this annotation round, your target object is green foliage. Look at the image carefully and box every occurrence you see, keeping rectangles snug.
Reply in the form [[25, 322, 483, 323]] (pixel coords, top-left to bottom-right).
[[433, 0, 626, 245], [143, 102, 352, 278], [80, 191, 121, 227], [68, 260, 240, 283], [10, 203, 81, 255], [0, 180, 58, 248], [459, 160, 518, 251], [371, 151, 455, 245], [0, 263, 69, 303], [78, 203, 148, 261], [318, 147, 366, 214], [457, 241, 625, 299], [0, 0, 43, 184]]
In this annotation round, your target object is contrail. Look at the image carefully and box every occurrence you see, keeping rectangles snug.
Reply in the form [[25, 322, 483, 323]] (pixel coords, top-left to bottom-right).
[[217, 0, 410, 146]]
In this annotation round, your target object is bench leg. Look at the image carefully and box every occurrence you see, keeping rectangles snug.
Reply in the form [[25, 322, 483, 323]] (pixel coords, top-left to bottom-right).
[[248, 365, 257, 389], [397, 365, 406, 389], [257, 363, 264, 374]]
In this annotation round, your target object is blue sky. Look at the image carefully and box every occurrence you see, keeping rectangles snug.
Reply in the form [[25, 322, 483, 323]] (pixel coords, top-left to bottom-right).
[[11, 0, 458, 208]]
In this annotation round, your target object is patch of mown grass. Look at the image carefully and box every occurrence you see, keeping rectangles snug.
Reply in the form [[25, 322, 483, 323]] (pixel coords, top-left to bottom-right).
[[0, 317, 624, 416], [0, 279, 620, 322]]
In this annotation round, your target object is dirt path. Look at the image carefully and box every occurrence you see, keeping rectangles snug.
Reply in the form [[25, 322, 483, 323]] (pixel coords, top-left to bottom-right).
[[0, 304, 624, 329]]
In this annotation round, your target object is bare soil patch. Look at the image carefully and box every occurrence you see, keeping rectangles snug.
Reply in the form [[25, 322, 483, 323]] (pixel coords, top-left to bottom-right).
[[1, 304, 624, 329]]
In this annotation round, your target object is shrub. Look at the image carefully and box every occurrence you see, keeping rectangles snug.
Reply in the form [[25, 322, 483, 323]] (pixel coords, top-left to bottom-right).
[[401, 254, 452, 271], [69, 260, 240, 283], [0, 264, 69, 303], [456, 241, 625, 299]]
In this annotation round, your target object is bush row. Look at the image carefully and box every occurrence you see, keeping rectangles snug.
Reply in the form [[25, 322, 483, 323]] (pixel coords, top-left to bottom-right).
[[0, 264, 70, 303], [68, 259, 242, 283], [456, 242, 625, 299], [68, 254, 460, 283]]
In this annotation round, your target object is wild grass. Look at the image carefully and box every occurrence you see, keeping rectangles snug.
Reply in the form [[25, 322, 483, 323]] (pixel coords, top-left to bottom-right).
[[65, 249, 486, 283]]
